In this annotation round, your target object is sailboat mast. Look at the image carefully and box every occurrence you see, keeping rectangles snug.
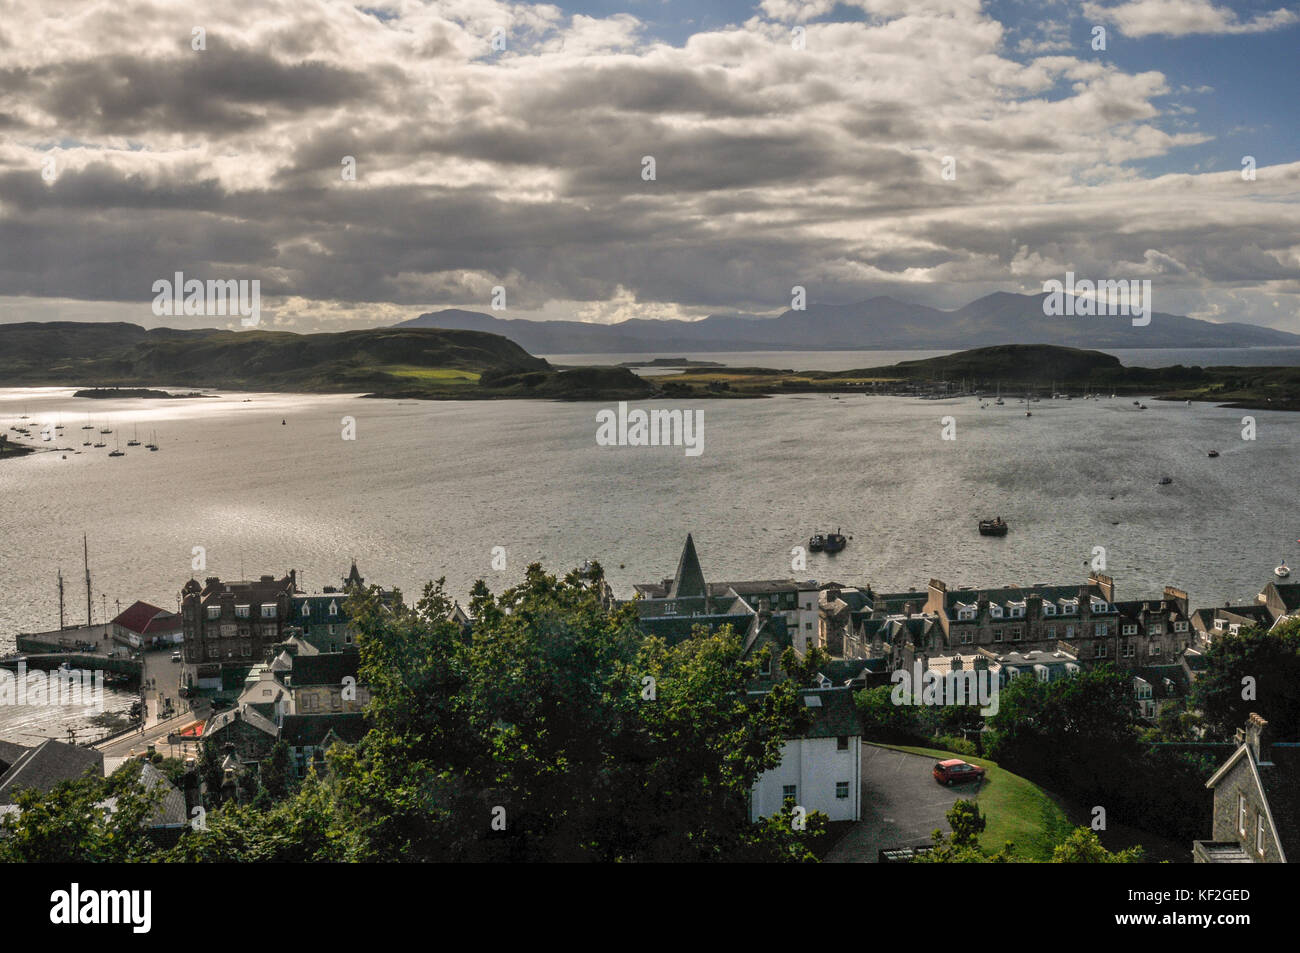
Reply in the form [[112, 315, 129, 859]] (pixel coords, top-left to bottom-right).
[[58, 567, 65, 629], [84, 534, 92, 626]]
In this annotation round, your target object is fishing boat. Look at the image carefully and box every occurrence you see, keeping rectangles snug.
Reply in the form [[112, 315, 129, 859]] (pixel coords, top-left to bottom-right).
[[823, 530, 847, 554], [808, 534, 825, 553], [1277, 562, 1291, 579], [127, 425, 141, 447], [1208, 449, 1220, 458], [979, 517, 1008, 536], [1159, 476, 1173, 485], [1025, 410, 1032, 417]]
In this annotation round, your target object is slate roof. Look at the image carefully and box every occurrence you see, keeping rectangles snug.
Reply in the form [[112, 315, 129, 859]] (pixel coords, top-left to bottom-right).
[[204, 704, 278, 739], [0, 738, 104, 804], [670, 533, 708, 599], [0, 739, 28, 772], [279, 713, 368, 748], [288, 651, 360, 687], [789, 688, 861, 740], [1271, 584, 1300, 613], [1258, 744, 1300, 862], [1131, 664, 1190, 700], [100, 762, 188, 829]]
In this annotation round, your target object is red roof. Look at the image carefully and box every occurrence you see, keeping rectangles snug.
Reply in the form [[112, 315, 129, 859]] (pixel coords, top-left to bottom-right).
[[111, 601, 168, 635]]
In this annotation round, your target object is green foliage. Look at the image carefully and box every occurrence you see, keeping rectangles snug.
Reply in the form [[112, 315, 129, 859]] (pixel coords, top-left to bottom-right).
[[0, 769, 163, 863], [1193, 618, 1300, 740], [916, 800, 1015, 863], [1050, 827, 1144, 863]]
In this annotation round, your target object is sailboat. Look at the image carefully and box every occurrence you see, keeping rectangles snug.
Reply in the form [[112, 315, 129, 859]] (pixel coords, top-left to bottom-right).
[[108, 433, 124, 457], [127, 425, 141, 447], [994, 384, 1004, 406], [146, 430, 159, 452], [81, 415, 94, 430]]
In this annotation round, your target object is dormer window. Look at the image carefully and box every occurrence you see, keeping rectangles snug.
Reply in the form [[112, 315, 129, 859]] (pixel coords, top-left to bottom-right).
[[1214, 618, 1225, 630], [261, 603, 277, 619], [302, 602, 310, 616], [328, 601, 339, 616], [206, 606, 220, 620], [989, 605, 1003, 619], [1043, 604, 1057, 616], [236, 605, 250, 618], [1061, 601, 1077, 615]]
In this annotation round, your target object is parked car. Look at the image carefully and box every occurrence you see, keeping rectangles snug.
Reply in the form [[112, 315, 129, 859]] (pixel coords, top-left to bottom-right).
[[170, 651, 182, 662], [933, 759, 987, 786]]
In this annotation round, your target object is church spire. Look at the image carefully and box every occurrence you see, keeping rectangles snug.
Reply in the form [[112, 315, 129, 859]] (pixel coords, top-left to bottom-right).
[[344, 560, 364, 590], [670, 533, 707, 599]]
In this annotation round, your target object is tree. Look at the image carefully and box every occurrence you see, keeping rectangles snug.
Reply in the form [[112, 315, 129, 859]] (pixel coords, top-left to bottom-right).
[[260, 741, 295, 801], [1193, 619, 1300, 740], [1050, 827, 1144, 863], [915, 800, 1015, 863], [0, 768, 164, 863]]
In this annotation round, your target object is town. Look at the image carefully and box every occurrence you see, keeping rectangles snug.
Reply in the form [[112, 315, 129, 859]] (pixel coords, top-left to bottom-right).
[[2, 534, 1297, 864]]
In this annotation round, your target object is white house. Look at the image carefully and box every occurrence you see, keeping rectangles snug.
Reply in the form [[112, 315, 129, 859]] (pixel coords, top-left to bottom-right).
[[749, 687, 862, 823]]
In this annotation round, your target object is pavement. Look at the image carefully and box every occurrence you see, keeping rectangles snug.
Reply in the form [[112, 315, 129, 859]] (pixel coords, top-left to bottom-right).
[[825, 744, 986, 862]]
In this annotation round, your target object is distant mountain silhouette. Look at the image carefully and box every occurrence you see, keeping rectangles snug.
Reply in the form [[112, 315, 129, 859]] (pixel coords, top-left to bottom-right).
[[395, 292, 1300, 353]]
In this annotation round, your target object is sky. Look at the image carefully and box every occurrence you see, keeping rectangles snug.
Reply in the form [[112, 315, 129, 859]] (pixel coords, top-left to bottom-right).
[[0, 0, 1297, 332]]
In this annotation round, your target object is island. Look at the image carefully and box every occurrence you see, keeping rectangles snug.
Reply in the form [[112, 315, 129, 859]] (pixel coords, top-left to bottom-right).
[[1, 323, 1297, 409]]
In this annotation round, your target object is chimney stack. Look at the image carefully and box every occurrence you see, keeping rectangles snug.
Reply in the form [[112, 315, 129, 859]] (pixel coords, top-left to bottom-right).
[[1244, 713, 1271, 763]]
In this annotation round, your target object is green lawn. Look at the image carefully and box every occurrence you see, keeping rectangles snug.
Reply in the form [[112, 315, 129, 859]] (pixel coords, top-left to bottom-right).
[[875, 743, 1075, 861], [381, 365, 481, 384]]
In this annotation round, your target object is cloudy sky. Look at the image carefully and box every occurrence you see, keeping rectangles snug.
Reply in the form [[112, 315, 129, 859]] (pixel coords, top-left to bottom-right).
[[1, 0, 1297, 331]]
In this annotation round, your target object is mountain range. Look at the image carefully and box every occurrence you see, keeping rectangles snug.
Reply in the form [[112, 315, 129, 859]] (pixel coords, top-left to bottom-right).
[[394, 291, 1300, 353]]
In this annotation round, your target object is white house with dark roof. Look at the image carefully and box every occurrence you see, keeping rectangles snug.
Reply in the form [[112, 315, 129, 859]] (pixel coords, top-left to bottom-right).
[[748, 687, 862, 824]]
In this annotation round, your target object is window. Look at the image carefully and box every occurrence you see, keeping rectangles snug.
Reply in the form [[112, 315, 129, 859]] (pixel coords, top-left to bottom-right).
[[236, 605, 250, 618], [328, 601, 339, 617], [805, 621, 812, 630], [1174, 621, 1188, 632], [782, 784, 797, 802], [1094, 623, 1108, 637], [1012, 629, 1022, 642], [1214, 619, 1225, 631], [836, 781, 850, 800], [990, 605, 1003, 619], [206, 606, 220, 619], [961, 631, 973, 645], [993, 629, 1003, 643], [1044, 604, 1056, 616], [261, 604, 276, 618], [837, 735, 849, 751], [1065, 625, 1075, 639], [1096, 641, 1108, 657], [1123, 624, 1137, 636], [1123, 642, 1135, 658], [206, 644, 218, 659], [1257, 814, 1266, 855], [1045, 626, 1055, 639], [302, 602, 310, 616], [1238, 795, 1247, 836], [1150, 643, 1161, 656], [241, 643, 251, 657], [1149, 622, 1163, 635]]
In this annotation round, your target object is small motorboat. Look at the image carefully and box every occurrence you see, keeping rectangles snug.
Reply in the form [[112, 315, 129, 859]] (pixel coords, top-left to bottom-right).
[[823, 530, 847, 554], [1025, 411, 1032, 417], [281, 419, 287, 426], [1208, 450, 1220, 458], [1132, 400, 1140, 406], [979, 517, 1008, 537], [808, 534, 826, 553], [1159, 476, 1173, 485], [1277, 562, 1291, 579]]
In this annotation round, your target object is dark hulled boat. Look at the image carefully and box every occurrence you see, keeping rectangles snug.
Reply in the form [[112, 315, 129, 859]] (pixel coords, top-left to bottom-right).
[[824, 530, 847, 554], [979, 517, 1008, 536]]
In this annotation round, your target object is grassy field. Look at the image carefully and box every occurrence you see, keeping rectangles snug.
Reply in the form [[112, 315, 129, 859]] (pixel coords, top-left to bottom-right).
[[381, 365, 482, 384], [876, 743, 1074, 861]]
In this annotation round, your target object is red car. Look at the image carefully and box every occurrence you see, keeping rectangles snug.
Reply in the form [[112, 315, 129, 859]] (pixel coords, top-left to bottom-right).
[[933, 759, 986, 786]]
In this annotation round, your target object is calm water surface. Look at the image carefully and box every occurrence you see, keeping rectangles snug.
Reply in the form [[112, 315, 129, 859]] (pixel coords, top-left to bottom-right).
[[1, 384, 1297, 739]]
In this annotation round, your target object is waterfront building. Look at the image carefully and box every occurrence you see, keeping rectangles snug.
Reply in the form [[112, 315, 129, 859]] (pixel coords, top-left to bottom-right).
[[110, 600, 182, 650], [180, 571, 297, 681], [1190, 603, 1273, 647], [631, 534, 820, 652]]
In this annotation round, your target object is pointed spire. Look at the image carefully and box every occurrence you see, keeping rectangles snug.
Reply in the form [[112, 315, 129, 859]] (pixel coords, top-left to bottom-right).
[[670, 534, 707, 599], [344, 560, 364, 590]]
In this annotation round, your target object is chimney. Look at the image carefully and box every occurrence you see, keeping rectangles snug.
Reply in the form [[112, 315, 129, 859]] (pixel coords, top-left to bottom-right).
[[1245, 713, 1271, 763]]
